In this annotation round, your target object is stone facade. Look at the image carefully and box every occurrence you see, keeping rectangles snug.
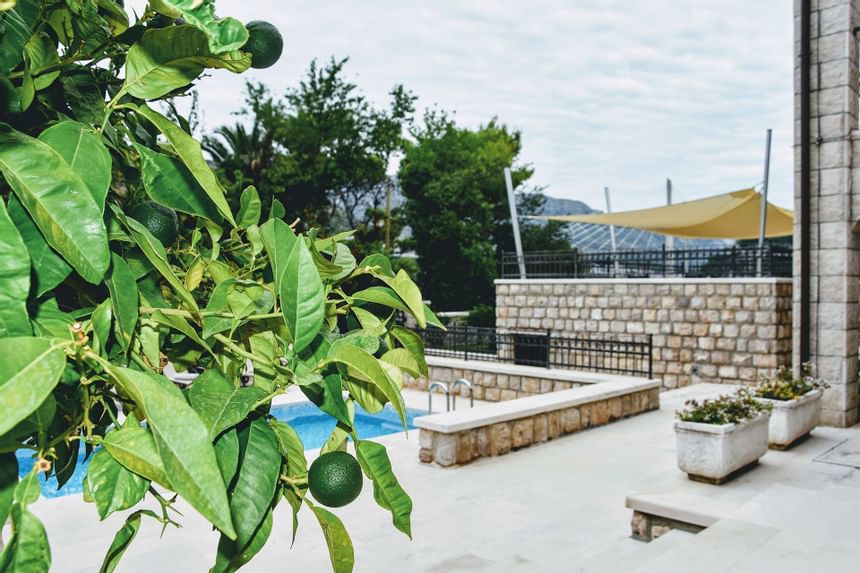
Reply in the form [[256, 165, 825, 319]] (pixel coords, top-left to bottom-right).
[[418, 387, 659, 467], [495, 278, 793, 389], [403, 361, 584, 402], [793, 0, 860, 427]]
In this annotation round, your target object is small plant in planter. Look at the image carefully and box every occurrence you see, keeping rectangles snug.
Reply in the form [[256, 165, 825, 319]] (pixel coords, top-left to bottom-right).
[[674, 389, 772, 484], [755, 365, 828, 450]]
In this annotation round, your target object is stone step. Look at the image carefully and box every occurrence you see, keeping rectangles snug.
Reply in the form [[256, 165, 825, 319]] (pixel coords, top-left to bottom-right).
[[578, 529, 696, 572]]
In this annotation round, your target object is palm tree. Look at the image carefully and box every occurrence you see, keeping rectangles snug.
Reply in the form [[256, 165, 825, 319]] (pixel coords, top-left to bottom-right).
[[202, 122, 274, 188]]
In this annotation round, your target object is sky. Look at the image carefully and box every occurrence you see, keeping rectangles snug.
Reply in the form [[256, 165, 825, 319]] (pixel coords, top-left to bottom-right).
[[141, 0, 796, 212]]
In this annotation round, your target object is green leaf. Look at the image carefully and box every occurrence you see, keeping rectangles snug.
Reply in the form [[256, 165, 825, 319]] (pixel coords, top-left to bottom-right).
[[269, 197, 286, 220], [0, 123, 109, 283], [38, 121, 111, 212], [117, 208, 199, 312], [308, 500, 355, 573], [358, 253, 394, 277], [129, 105, 236, 226], [124, 25, 250, 100], [324, 342, 407, 427], [0, 0, 38, 73], [214, 509, 272, 573], [149, 310, 213, 356], [150, 0, 248, 53], [84, 449, 148, 520], [423, 303, 446, 330], [379, 269, 426, 328], [23, 32, 59, 91], [236, 185, 261, 229], [269, 420, 307, 477], [105, 253, 139, 352], [104, 365, 236, 540], [356, 440, 413, 538], [102, 425, 172, 489], [390, 326, 428, 377], [381, 348, 422, 379], [13, 470, 39, 506], [281, 238, 324, 354], [187, 370, 266, 440], [226, 420, 279, 547], [213, 428, 239, 487], [0, 337, 66, 436], [0, 198, 30, 337], [30, 298, 73, 341], [90, 299, 112, 356], [300, 373, 351, 428], [201, 278, 274, 339], [0, 453, 17, 529], [98, 510, 157, 573], [351, 286, 408, 313], [258, 218, 297, 297], [6, 190, 71, 296], [134, 143, 222, 222], [0, 505, 51, 572], [283, 488, 302, 547]]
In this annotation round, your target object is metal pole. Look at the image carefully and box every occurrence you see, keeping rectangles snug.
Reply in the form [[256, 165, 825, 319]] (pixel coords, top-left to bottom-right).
[[604, 187, 620, 276], [665, 178, 674, 253], [504, 167, 526, 279], [385, 178, 392, 249], [757, 129, 773, 277]]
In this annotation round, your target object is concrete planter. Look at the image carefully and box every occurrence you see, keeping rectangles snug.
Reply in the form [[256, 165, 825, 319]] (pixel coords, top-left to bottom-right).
[[674, 412, 770, 484], [757, 389, 822, 450]]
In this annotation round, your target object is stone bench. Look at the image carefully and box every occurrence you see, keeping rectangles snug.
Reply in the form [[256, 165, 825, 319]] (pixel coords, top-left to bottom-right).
[[415, 376, 661, 466]]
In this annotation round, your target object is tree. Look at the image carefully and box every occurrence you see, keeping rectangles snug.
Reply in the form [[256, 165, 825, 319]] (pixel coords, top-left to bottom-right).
[[0, 2, 430, 572], [206, 59, 416, 242], [399, 110, 568, 311]]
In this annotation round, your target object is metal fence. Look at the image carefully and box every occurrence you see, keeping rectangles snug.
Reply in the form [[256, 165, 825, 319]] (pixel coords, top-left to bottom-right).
[[501, 244, 792, 279], [414, 325, 653, 378]]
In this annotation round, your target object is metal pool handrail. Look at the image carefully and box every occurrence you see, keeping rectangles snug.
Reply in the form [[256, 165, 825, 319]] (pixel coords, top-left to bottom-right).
[[428, 382, 450, 414], [451, 378, 474, 410]]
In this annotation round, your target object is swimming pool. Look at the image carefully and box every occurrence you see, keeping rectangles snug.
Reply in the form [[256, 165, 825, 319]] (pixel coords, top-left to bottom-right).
[[15, 402, 423, 499]]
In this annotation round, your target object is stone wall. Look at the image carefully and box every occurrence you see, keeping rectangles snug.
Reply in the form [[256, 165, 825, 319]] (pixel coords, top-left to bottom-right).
[[495, 278, 793, 389], [418, 385, 660, 467], [403, 357, 586, 401]]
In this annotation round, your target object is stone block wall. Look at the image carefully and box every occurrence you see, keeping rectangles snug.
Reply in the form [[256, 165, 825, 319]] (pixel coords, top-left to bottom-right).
[[495, 278, 793, 389], [403, 360, 584, 402], [418, 386, 660, 467]]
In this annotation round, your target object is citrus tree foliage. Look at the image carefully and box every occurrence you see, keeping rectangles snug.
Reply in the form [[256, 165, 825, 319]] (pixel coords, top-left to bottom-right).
[[0, 1, 435, 571]]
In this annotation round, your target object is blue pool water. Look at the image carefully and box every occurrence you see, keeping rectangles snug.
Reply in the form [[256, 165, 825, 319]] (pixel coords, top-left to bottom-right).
[[15, 403, 422, 499]]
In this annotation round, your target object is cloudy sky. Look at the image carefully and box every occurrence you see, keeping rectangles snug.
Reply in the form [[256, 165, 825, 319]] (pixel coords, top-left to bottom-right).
[[154, 0, 796, 211]]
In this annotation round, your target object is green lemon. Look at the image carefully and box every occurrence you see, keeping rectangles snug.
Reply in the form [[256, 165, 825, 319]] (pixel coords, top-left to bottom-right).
[[308, 451, 363, 508], [128, 202, 179, 246], [242, 21, 284, 69]]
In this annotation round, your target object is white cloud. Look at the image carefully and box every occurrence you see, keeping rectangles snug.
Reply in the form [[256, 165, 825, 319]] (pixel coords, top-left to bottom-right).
[[143, 0, 795, 211]]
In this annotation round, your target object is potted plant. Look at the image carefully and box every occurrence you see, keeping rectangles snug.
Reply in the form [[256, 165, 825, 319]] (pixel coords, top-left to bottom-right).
[[674, 388, 772, 484], [755, 365, 827, 450]]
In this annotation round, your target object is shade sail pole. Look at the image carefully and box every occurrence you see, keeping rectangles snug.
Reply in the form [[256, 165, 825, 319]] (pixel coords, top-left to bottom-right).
[[757, 129, 773, 276], [604, 187, 620, 275], [665, 178, 674, 252], [504, 167, 526, 279]]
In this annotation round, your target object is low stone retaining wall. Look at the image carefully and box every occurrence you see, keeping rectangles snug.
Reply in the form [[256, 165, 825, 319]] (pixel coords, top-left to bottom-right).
[[415, 378, 660, 467], [405, 356, 607, 401], [495, 278, 793, 389]]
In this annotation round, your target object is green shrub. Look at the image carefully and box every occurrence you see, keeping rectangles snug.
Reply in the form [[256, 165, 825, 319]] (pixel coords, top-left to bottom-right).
[[755, 364, 828, 401], [676, 388, 772, 425]]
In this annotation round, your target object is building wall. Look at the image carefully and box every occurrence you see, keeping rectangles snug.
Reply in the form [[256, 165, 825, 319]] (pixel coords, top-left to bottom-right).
[[793, 0, 860, 426], [495, 278, 793, 389]]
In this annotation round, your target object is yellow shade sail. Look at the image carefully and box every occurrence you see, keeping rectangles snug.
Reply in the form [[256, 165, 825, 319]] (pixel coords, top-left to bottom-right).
[[529, 188, 793, 240]]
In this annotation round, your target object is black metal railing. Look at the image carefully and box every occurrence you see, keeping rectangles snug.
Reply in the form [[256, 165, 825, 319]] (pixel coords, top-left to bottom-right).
[[500, 244, 792, 279], [414, 325, 653, 378]]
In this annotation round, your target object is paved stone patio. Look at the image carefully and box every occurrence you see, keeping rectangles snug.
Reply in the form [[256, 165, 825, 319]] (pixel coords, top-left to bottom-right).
[[24, 385, 860, 572]]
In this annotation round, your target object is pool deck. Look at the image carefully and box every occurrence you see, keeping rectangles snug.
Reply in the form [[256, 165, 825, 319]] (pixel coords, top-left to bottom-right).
[[17, 385, 860, 572]]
